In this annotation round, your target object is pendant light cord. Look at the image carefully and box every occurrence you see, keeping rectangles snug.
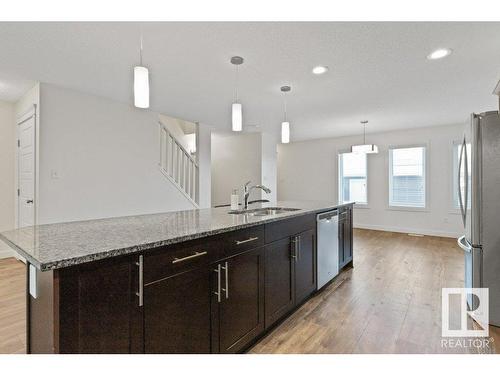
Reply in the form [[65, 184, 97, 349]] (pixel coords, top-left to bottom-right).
[[234, 64, 239, 103], [139, 34, 143, 66], [283, 92, 287, 122], [363, 122, 366, 144]]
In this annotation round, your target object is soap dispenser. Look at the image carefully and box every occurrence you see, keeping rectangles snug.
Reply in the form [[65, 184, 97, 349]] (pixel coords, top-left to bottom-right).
[[230, 189, 239, 210]]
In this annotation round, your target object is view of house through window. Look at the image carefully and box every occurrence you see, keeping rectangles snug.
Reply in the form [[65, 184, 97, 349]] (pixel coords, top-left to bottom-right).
[[389, 146, 426, 208], [338, 151, 367, 205]]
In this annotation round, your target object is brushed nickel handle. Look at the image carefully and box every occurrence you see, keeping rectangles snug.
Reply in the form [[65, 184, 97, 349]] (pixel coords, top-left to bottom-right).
[[291, 237, 297, 260], [172, 251, 208, 264], [135, 255, 144, 307], [221, 261, 229, 300], [235, 236, 259, 245], [296, 235, 301, 261], [214, 264, 222, 303]]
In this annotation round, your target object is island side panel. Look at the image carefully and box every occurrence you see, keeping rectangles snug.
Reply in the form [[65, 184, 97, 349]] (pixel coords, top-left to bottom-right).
[[27, 263, 58, 353]]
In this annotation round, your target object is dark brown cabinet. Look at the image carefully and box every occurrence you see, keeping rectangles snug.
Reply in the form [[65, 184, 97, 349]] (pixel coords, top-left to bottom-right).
[[339, 206, 353, 268], [294, 229, 316, 304], [57, 255, 143, 353], [264, 237, 295, 328], [211, 246, 265, 353], [31, 206, 353, 354], [264, 229, 316, 328], [144, 267, 212, 353]]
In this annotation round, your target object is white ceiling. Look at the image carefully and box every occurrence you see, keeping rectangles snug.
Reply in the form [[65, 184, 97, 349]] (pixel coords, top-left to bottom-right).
[[0, 22, 499, 141]]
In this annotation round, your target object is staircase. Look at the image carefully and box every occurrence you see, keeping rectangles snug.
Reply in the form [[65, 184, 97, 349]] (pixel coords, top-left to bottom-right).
[[159, 123, 199, 207]]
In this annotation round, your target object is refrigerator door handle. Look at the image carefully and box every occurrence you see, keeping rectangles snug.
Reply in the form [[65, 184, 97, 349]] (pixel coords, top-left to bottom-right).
[[458, 138, 466, 226], [457, 235, 472, 253], [464, 137, 469, 228]]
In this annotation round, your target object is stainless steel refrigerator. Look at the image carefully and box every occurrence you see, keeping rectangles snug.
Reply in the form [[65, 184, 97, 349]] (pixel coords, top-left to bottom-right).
[[457, 110, 500, 327]]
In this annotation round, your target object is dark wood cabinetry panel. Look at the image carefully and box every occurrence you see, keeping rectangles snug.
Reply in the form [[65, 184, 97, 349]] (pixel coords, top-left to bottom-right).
[[212, 247, 265, 353], [294, 229, 316, 304], [144, 268, 211, 353], [339, 207, 353, 268], [264, 237, 295, 328], [265, 214, 315, 243], [28, 208, 353, 354], [58, 255, 143, 353]]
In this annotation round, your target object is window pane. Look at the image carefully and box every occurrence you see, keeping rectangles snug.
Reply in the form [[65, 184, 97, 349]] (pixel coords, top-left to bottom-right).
[[339, 152, 367, 204], [389, 146, 425, 207]]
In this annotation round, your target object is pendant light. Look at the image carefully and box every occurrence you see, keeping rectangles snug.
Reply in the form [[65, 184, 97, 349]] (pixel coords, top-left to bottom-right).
[[134, 35, 149, 109], [230, 56, 244, 131], [351, 120, 378, 154], [280, 85, 291, 144]]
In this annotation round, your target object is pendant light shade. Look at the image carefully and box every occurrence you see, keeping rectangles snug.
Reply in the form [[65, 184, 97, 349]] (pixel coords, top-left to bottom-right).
[[134, 66, 149, 109], [280, 85, 291, 144], [232, 102, 243, 132], [133, 35, 149, 109], [281, 121, 290, 144], [351, 120, 378, 154], [230, 56, 244, 132]]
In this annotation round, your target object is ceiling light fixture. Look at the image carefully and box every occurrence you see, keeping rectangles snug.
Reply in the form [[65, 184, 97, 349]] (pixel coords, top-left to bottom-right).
[[280, 85, 291, 144], [351, 121, 378, 154], [312, 66, 329, 75], [427, 48, 452, 60], [230, 56, 244, 131], [134, 34, 150, 109]]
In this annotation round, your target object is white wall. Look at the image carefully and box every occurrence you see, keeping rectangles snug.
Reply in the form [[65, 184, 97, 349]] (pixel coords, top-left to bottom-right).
[[36, 83, 208, 224], [197, 123, 212, 208], [0, 100, 15, 258], [261, 132, 278, 204], [278, 123, 465, 237], [211, 132, 262, 207]]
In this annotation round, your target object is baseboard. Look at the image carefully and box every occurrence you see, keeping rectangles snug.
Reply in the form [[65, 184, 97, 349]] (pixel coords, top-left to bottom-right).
[[354, 223, 461, 239]]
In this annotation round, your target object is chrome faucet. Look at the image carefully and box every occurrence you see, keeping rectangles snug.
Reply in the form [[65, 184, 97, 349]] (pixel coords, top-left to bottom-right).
[[243, 181, 271, 210]]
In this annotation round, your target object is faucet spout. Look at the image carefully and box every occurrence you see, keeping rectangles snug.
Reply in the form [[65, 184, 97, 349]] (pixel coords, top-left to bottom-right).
[[243, 181, 272, 210]]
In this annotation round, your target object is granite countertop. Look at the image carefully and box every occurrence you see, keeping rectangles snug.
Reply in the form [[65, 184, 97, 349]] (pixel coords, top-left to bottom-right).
[[0, 201, 353, 271]]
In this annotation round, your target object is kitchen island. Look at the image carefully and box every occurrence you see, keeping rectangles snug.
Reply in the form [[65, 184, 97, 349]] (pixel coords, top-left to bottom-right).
[[0, 201, 354, 354]]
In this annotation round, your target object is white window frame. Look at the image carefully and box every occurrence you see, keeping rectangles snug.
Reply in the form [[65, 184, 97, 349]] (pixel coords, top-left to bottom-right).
[[338, 150, 369, 208], [387, 143, 429, 212]]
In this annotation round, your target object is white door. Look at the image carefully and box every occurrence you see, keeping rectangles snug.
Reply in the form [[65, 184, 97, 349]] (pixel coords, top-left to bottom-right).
[[17, 112, 36, 228]]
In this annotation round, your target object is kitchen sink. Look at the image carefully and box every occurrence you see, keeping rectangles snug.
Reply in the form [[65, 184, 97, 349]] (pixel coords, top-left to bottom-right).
[[228, 207, 300, 216]]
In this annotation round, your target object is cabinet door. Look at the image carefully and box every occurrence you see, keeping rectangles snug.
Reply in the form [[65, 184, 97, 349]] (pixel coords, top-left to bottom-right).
[[264, 237, 295, 328], [57, 255, 143, 353], [213, 247, 265, 353], [343, 208, 353, 264], [144, 268, 211, 353], [294, 229, 316, 304]]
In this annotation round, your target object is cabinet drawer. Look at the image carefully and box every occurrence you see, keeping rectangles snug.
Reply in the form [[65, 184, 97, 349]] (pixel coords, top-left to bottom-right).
[[265, 214, 315, 243], [144, 237, 219, 284], [218, 225, 265, 259]]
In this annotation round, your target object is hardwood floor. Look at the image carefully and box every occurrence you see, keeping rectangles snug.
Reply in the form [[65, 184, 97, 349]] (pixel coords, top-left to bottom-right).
[[0, 229, 498, 354], [0, 257, 26, 354], [250, 229, 500, 354]]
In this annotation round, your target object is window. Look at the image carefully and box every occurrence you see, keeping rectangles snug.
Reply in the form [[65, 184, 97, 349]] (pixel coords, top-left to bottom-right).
[[389, 146, 426, 208], [338, 152, 367, 205], [452, 141, 471, 210]]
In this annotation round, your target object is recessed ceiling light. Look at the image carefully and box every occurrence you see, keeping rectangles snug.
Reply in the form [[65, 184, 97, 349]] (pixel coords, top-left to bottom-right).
[[312, 66, 329, 75], [427, 48, 452, 60]]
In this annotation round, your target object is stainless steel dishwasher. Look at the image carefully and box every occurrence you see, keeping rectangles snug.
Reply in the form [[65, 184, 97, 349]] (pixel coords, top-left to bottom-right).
[[317, 210, 339, 290]]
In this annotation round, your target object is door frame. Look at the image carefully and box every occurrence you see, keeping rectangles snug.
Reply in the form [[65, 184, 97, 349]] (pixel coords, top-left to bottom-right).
[[15, 104, 39, 230]]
